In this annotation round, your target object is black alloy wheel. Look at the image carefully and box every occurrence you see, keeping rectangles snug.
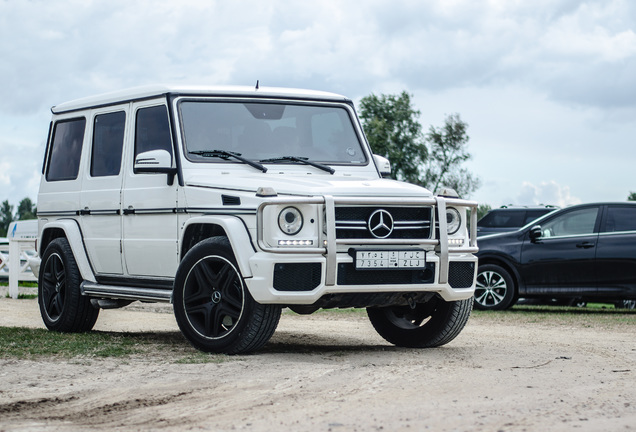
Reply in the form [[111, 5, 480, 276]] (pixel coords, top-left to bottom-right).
[[173, 237, 281, 354], [367, 296, 473, 348], [38, 237, 99, 332]]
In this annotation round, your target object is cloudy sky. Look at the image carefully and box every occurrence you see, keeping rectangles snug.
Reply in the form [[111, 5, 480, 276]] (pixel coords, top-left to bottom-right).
[[1, 0, 635, 209]]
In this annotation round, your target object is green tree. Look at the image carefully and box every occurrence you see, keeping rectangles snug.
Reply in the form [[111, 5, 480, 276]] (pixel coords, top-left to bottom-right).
[[628, 192, 636, 201], [359, 92, 480, 198], [476, 203, 492, 221], [16, 197, 36, 220], [358, 92, 427, 184], [1, 200, 14, 237], [423, 113, 480, 197]]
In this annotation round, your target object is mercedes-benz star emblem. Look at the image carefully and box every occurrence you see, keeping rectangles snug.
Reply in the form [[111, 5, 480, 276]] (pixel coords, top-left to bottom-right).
[[211, 291, 222, 304], [368, 209, 394, 238]]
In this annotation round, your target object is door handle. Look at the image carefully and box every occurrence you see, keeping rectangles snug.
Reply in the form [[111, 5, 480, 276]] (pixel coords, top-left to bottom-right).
[[576, 242, 595, 249]]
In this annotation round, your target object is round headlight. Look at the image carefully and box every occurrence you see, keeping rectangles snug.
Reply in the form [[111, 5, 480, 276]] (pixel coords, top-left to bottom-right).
[[278, 207, 303, 235], [446, 207, 461, 235]]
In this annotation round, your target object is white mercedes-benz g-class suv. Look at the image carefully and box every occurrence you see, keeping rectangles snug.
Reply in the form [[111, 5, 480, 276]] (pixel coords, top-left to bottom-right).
[[36, 85, 478, 354]]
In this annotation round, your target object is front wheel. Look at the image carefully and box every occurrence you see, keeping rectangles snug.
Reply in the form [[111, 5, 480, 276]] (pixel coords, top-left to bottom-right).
[[367, 296, 473, 348], [474, 264, 516, 310], [173, 237, 281, 354]]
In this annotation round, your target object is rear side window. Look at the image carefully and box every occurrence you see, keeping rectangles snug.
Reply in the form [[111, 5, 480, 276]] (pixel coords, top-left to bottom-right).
[[478, 210, 525, 228], [135, 105, 172, 160], [604, 206, 636, 233], [46, 118, 86, 181], [524, 210, 550, 225], [91, 111, 126, 177]]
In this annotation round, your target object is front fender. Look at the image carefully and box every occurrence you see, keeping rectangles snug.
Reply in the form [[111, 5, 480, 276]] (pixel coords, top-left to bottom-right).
[[180, 215, 256, 278]]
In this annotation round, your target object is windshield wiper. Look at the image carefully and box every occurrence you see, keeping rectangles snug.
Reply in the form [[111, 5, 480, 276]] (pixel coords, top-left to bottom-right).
[[189, 150, 267, 173], [259, 156, 335, 174]]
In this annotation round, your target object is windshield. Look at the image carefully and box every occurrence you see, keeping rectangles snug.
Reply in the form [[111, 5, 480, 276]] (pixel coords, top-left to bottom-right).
[[179, 100, 367, 165]]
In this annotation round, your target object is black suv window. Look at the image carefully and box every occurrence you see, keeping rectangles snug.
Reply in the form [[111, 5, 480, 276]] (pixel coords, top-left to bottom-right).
[[524, 210, 550, 225], [91, 111, 125, 177], [604, 206, 636, 233], [479, 210, 525, 228], [135, 105, 173, 159], [540, 207, 599, 237], [46, 118, 86, 181]]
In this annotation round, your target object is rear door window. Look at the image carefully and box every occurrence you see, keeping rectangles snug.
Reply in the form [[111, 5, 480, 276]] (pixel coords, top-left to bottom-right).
[[479, 210, 525, 228], [603, 206, 636, 233], [46, 118, 86, 181]]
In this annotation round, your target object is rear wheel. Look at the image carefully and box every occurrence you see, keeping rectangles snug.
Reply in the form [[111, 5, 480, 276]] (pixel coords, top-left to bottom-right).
[[474, 264, 516, 310], [38, 238, 99, 332], [367, 296, 473, 348], [173, 237, 281, 354]]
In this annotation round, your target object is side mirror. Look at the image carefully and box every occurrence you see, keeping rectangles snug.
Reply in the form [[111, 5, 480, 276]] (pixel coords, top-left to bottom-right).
[[529, 225, 542, 242], [373, 154, 391, 177], [134, 150, 174, 173], [134, 149, 177, 184]]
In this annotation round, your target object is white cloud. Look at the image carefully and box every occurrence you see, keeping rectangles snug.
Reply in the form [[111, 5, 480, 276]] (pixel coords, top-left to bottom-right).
[[516, 181, 581, 208], [0, 161, 10, 188], [1, 0, 636, 207]]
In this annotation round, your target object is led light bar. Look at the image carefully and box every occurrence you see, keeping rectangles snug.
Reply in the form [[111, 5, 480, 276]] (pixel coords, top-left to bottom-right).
[[278, 239, 314, 246]]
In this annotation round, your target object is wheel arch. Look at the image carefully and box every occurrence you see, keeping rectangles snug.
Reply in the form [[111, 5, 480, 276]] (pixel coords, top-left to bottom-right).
[[477, 255, 521, 295], [39, 219, 96, 283], [180, 215, 256, 278]]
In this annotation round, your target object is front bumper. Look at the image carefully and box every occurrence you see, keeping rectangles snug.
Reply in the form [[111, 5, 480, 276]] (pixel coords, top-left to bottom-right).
[[246, 250, 477, 305], [248, 194, 478, 306]]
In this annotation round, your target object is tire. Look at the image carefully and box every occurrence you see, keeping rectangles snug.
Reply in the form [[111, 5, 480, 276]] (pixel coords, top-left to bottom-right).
[[474, 264, 516, 310], [367, 296, 473, 348], [615, 300, 636, 310], [567, 297, 587, 308], [38, 237, 99, 332], [173, 237, 281, 354]]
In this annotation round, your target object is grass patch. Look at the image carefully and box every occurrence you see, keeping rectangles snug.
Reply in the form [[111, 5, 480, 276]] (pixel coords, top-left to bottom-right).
[[0, 327, 229, 363], [4, 293, 38, 299], [0, 327, 144, 359], [472, 304, 636, 328], [0, 281, 38, 288]]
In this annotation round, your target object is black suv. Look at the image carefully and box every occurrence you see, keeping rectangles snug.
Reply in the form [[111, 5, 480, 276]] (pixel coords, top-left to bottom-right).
[[477, 206, 557, 236], [475, 202, 636, 310]]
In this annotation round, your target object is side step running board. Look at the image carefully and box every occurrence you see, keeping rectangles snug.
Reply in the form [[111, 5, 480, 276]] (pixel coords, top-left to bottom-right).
[[81, 282, 172, 303]]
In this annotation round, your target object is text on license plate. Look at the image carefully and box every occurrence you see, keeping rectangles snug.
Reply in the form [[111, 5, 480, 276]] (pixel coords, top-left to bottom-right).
[[355, 250, 425, 269]]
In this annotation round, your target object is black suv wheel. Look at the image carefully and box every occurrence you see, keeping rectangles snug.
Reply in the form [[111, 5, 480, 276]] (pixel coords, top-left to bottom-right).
[[173, 237, 281, 354], [474, 264, 516, 310]]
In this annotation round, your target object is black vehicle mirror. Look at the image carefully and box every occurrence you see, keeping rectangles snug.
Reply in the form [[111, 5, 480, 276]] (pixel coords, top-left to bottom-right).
[[529, 225, 542, 241]]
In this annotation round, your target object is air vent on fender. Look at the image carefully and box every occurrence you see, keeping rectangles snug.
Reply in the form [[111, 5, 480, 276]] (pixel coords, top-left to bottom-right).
[[222, 195, 241, 206]]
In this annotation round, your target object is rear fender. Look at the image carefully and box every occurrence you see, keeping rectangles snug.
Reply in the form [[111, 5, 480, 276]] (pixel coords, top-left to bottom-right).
[[40, 219, 96, 283]]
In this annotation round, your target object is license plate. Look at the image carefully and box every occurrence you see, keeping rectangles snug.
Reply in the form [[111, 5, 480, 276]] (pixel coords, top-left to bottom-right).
[[355, 250, 425, 270]]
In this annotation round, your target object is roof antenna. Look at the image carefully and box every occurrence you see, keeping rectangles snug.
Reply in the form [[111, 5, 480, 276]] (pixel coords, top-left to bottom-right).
[[255, 80, 259, 90]]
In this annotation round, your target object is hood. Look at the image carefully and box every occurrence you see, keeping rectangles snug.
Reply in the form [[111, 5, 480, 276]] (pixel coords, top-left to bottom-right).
[[185, 172, 433, 198]]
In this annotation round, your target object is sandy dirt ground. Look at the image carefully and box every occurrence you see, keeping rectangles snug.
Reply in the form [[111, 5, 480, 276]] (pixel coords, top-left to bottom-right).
[[0, 295, 634, 432]]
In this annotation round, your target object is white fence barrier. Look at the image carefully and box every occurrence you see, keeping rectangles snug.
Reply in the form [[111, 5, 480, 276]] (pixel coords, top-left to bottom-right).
[[3, 220, 39, 299]]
